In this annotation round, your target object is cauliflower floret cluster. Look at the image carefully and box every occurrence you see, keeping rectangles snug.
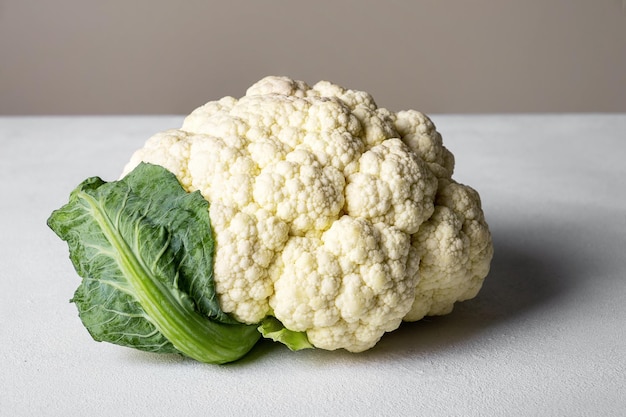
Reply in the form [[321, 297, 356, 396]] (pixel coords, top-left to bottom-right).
[[122, 76, 493, 352]]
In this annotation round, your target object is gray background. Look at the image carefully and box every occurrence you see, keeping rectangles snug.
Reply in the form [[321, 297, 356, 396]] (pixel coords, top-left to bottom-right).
[[1, 0, 625, 115]]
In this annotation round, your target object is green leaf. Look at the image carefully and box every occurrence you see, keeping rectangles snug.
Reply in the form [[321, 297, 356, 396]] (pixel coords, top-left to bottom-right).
[[258, 317, 314, 351], [48, 163, 260, 364]]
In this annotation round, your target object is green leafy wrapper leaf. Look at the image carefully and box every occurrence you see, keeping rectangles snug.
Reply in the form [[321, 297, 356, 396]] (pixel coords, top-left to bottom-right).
[[259, 317, 314, 351], [48, 163, 260, 364]]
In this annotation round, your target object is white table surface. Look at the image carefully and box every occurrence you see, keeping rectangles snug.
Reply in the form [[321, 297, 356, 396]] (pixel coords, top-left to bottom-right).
[[1, 114, 625, 416]]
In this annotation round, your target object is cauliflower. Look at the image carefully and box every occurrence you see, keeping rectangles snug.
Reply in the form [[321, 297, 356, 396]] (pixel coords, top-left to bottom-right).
[[121, 76, 493, 352]]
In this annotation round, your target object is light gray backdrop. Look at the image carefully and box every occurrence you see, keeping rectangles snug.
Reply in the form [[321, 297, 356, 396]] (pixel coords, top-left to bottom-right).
[[1, 0, 625, 115]]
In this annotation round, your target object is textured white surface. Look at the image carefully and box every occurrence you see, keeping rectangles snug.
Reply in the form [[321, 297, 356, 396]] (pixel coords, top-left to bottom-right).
[[1, 115, 625, 416]]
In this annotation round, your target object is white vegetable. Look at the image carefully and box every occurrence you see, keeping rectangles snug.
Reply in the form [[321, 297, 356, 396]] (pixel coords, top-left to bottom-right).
[[122, 76, 494, 352]]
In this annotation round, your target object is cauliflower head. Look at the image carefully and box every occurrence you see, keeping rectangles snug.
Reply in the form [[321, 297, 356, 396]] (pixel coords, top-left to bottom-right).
[[122, 76, 493, 352]]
